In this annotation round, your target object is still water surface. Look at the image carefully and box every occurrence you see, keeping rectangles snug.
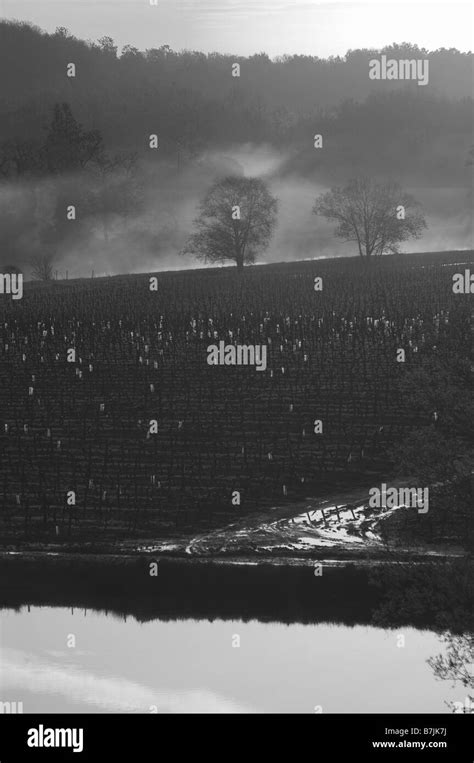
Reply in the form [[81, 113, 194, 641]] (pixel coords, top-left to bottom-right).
[[0, 606, 458, 713]]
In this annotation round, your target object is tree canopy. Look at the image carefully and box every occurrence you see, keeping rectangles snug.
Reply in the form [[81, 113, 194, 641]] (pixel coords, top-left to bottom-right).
[[182, 176, 278, 269], [313, 177, 427, 257]]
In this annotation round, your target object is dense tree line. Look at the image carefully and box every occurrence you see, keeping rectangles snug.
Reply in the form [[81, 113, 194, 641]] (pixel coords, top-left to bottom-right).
[[0, 22, 472, 186]]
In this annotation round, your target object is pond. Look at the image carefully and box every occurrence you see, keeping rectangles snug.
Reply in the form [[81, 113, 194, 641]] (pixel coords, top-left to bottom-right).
[[0, 606, 462, 713]]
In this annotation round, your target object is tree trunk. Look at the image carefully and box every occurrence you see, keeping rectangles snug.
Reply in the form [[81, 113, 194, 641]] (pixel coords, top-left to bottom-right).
[[236, 251, 244, 271]]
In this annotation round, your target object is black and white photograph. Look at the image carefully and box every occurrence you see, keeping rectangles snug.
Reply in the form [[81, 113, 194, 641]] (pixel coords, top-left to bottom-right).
[[0, 0, 472, 753]]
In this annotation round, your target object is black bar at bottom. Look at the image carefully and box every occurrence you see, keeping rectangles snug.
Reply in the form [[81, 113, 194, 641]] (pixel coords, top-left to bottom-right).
[[0, 713, 471, 760]]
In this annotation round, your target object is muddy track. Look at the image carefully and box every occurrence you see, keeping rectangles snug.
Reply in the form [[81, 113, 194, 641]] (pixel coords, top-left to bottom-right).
[[133, 478, 460, 560]]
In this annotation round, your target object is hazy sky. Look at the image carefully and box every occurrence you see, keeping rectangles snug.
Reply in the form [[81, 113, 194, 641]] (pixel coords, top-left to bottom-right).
[[1, 0, 472, 57]]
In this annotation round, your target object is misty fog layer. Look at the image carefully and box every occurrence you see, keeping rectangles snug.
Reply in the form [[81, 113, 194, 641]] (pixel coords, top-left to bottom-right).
[[3, 144, 472, 278]]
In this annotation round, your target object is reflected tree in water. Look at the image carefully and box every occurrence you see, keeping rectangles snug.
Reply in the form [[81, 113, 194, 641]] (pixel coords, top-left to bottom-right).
[[370, 557, 473, 712], [428, 633, 473, 713]]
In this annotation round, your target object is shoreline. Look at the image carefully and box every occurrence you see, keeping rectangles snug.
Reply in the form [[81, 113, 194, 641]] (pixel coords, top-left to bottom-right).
[[1, 549, 470, 631], [0, 547, 467, 565], [1, 480, 470, 631]]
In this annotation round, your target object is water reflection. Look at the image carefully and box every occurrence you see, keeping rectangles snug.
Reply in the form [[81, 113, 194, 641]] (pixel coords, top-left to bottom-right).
[[0, 607, 463, 713], [370, 558, 473, 714], [428, 633, 474, 713]]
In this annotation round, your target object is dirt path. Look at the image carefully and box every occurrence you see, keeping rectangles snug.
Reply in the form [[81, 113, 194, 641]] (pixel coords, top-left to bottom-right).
[[136, 477, 441, 559]]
